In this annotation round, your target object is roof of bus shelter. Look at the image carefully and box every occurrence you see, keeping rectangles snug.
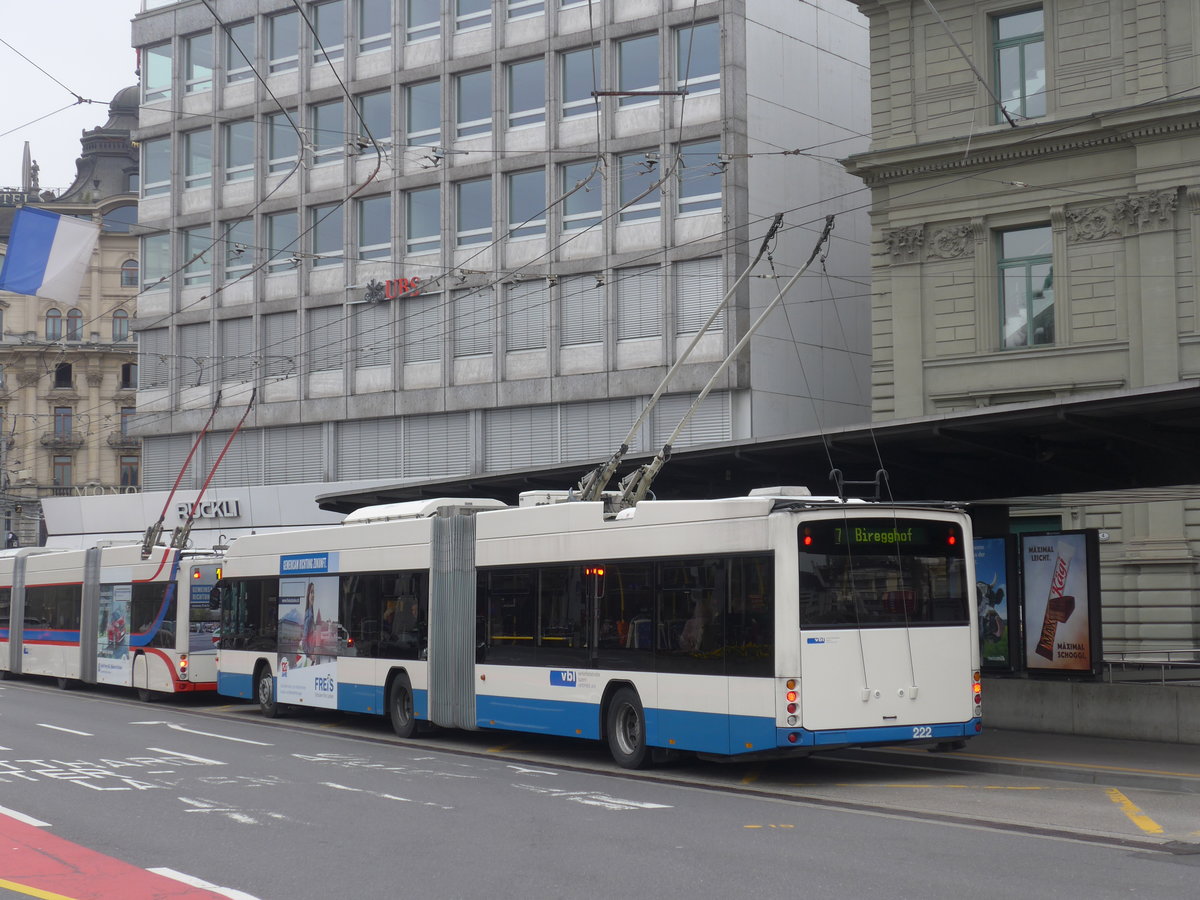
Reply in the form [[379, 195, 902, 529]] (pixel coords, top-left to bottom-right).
[[316, 381, 1200, 513]]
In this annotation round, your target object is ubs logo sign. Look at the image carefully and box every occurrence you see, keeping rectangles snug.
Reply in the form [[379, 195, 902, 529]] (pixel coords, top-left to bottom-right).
[[177, 499, 242, 520], [364, 277, 422, 303]]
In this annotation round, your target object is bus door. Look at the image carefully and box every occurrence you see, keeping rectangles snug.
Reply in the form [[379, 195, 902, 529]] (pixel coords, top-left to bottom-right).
[[797, 518, 974, 733]]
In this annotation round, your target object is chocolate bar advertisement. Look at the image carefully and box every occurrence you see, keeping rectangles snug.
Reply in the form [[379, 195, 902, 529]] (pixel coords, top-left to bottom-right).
[[1020, 530, 1101, 675]]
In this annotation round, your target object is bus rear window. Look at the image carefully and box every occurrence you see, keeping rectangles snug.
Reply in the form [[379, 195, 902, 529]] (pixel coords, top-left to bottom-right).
[[797, 518, 968, 627]]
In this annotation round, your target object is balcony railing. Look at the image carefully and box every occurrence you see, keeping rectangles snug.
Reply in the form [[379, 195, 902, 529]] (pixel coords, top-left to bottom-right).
[[107, 433, 141, 449], [40, 433, 85, 449]]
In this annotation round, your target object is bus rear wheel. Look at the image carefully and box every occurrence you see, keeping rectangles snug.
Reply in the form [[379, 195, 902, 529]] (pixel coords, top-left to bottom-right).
[[256, 664, 280, 718], [389, 675, 417, 739], [606, 687, 650, 769]]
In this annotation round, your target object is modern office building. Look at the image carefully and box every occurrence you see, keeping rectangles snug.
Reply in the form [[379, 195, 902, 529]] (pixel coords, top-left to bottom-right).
[[845, 0, 1200, 649], [0, 89, 141, 545], [128, 0, 871, 497]]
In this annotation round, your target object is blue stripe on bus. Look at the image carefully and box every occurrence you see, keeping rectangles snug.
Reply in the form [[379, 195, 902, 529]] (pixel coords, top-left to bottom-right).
[[476, 694, 602, 740], [338, 682, 382, 714], [218, 670, 254, 700], [21, 630, 81, 643], [778, 720, 977, 748]]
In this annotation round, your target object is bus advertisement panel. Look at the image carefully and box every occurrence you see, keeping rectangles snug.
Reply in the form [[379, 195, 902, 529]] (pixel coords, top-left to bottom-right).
[[97, 584, 132, 682], [1021, 530, 1101, 676], [276, 573, 340, 708]]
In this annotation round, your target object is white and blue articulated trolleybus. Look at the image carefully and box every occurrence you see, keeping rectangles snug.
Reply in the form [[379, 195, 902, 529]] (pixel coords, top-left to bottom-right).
[[213, 487, 982, 767], [0, 543, 224, 699]]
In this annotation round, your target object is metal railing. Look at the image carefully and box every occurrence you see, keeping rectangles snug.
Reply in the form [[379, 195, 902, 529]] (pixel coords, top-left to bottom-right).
[[1103, 647, 1200, 684]]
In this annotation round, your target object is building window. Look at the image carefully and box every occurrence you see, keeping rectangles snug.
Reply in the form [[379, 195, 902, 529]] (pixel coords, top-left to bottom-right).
[[102, 205, 137, 233], [676, 257, 724, 335], [456, 0, 490, 31], [617, 265, 662, 341], [53, 456, 73, 488], [406, 79, 441, 145], [456, 178, 492, 246], [994, 8, 1046, 121], [120, 364, 138, 389], [618, 150, 661, 222], [66, 309, 83, 342], [453, 288, 494, 357], [508, 0, 544, 20], [267, 212, 299, 272], [46, 308, 62, 341], [183, 227, 212, 285], [505, 281, 548, 351], [406, 186, 440, 254], [508, 58, 545, 128], [404, 293, 441, 362], [225, 120, 254, 182], [676, 21, 719, 95], [224, 219, 254, 280], [226, 20, 255, 83], [141, 233, 170, 291], [269, 110, 300, 173], [121, 407, 136, 434], [142, 137, 171, 196], [358, 195, 391, 259], [456, 69, 492, 138], [677, 139, 722, 214], [184, 31, 213, 93], [54, 363, 72, 388], [560, 275, 604, 346], [143, 42, 172, 102], [184, 129, 213, 189], [312, 0, 346, 62], [407, 0, 440, 42], [562, 161, 600, 231], [120, 260, 139, 288], [311, 100, 345, 165], [618, 34, 659, 107], [311, 204, 343, 266], [54, 407, 72, 436], [998, 225, 1053, 349], [120, 455, 139, 488], [357, 89, 392, 148], [113, 309, 130, 342], [562, 46, 599, 118], [359, 0, 391, 54], [508, 169, 546, 238], [269, 11, 299, 73]]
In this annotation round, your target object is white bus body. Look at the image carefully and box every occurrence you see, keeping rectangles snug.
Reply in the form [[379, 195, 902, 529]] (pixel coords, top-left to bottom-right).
[[0, 544, 223, 697], [216, 492, 982, 766]]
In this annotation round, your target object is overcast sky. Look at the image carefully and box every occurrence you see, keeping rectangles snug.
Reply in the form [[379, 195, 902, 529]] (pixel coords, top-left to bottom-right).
[[1, 1, 143, 195]]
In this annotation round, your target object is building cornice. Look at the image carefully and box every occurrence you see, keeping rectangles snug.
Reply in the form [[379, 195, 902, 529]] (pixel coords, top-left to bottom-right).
[[844, 98, 1200, 186]]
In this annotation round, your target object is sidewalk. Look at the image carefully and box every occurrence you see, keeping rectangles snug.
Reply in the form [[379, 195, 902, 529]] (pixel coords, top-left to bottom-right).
[[844, 726, 1200, 794]]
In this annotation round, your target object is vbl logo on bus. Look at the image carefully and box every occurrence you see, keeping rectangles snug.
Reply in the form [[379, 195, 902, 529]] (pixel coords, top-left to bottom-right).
[[550, 670, 577, 687]]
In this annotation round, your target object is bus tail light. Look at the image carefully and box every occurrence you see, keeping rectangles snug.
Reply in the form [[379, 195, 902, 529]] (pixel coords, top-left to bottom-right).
[[972, 670, 982, 716], [179, 654, 188, 676]]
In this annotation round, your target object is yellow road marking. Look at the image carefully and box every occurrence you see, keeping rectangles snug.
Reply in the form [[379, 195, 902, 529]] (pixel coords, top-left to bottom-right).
[[884, 747, 1200, 781], [1105, 788, 1164, 835], [741, 768, 761, 785], [0, 878, 77, 900], [743, 824, 795, 829], [486, 743, 514, 753]]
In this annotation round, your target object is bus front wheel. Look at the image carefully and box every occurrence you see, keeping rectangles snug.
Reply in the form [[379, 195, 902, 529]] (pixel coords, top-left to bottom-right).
[[389, 675, 418, 739], [256, 664, 280, 718], [606, 687, 650, 769]]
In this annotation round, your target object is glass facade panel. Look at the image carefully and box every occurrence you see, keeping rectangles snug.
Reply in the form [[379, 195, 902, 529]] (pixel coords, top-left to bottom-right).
[[677, 21, 719, 94], [619, 150, 661, 222], [508, 169, 546, 238], [359, 0, 391, 53], [267, 211, 299, 271], [142, 137, 171, 196], [269, 11, 299, 72], [185, 32, 213, 93], [358, 194, 391, 259], [312, 204, 343, 266], [618, 34, 658, 106], [998, 225, 1054, 349], [995, 9, 1046, 120], [313, 0, 346, 61], [407, 79, 441, 145], [311, 100, 345, 165], [407, 0, 440, 42], [225, 120, 254, 181], [144, 42, 172, 102], [457, 178, 492, 246], [457, 69, 492, 138], [226, 21, 255, 83], [184, 129, 212, 189], [562, 46, 599, 117], [407, 186, 441, 254], [269, 111, 300, 173], [677, 139, 722, 214], [508, 58, 545, 128]]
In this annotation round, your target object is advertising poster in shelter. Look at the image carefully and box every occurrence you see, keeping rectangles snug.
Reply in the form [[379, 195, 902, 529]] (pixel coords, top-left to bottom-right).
[[277, 573, 340, 708], [974, 537, 1014, 670], [1020, 531, 1101, 675]]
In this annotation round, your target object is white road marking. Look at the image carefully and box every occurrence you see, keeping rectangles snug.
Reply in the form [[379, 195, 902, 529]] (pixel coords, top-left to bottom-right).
[[322, 782, 363, 792], [0, 805, 51, 827], [514, 784, 672, 811], [322, 782, 444, 809], [507, 764, 559, 777], [149, 867, 262, 900], [132, 721, 271, 746], [178, 796, 260, 825], [145, 747, 226, 765], [36, 724, 92, 736]]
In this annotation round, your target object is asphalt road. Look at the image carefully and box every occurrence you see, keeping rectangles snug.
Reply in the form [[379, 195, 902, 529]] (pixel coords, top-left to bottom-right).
[[0, 678, 1197, 899]]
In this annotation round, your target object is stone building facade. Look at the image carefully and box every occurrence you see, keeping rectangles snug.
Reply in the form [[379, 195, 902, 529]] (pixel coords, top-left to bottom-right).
[[845, 0, 1200, 649], [0, 88, 141, 545]]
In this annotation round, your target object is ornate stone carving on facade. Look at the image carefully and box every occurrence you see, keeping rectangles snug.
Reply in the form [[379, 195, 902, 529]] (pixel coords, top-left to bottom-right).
[[86, 372, 103, 387], [884, 225, 924, 263], [1115, 189, 1179, 233], [17, 372, 40, 388], [925, 224, 973, 260], [1065, 203, 1119, 242]]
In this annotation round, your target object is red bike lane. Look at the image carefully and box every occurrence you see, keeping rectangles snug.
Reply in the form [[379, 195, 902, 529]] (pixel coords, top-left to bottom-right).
[[0, 813, 234, 900]]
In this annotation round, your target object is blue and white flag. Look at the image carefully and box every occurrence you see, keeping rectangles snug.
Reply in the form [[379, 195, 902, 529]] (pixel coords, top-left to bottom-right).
[[0, 207, 100, 304]]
